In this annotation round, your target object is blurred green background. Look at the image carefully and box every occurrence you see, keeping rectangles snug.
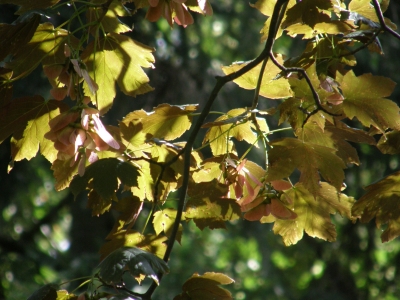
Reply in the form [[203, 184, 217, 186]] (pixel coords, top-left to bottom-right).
[[1, 1, 400, 299]]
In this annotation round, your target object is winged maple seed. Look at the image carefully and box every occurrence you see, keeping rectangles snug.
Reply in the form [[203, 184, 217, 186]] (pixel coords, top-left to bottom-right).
[[146, 0, 194, 27], [45, 97, 120, 176], [241, 180, 297, 221]]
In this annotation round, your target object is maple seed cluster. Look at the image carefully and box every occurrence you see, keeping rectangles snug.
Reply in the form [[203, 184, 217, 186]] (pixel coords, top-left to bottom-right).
[[45, 97, 120, 176], [146, 0, 212, 27]]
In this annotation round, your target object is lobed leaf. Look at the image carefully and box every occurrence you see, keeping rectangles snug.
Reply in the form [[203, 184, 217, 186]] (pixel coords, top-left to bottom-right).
[[265, 137, 346, 196], [185, 180, 241, 230], [263, 183, 355, 245], [174, 272, 234, 300], [339, 70, 400, 133], [82, 33, 155, 115], [153, 208, 183, 243], [0, 96, 68, 166], [70, 158, 139, 202], [221, 54, 292, 99], [352, 171, 400, 242], [121, 104, 198, 141]]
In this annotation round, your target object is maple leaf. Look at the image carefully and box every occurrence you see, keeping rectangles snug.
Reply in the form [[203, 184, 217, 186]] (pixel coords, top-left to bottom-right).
[[296, 121, 376, 165], [352, 171, 400, 242], [87, 1, 132, 35], [0, 96, 68, 167], [174, 272, 234, 300], [338, 70, 400, 133], [348, 0, 379, 23], [51, 157, 79, 191], [121, 104, 198, 141], [203, 108, 260, 156], [6, 23, 77, 79], [70, 158, 140, 202], [185, 180, 241, 230], [221, 54, 292, 99], [81, 33, 155, 115], [265, 137, 346, 196], [262, 183, 355, 246], [153, 208, 183, 244], [0, 0, 59, 14], [100, 230, 168, 260]]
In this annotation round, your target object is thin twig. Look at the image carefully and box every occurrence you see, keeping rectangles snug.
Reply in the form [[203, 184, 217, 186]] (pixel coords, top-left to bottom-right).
[[371, 0, 400, 40], [268, 52, 341, 126]]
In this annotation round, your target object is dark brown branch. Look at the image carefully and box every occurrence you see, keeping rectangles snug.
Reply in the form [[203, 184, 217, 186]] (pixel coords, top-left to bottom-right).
[[143, 0, 290, 298], [268, 52, 341, 126], [371, 0, 400, 40]]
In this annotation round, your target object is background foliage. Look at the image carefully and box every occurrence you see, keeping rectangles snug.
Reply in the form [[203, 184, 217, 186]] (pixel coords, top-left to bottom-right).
[[1, 0, 400, 299]]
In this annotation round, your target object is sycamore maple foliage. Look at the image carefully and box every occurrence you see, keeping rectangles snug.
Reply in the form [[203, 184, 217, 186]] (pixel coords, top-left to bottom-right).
[[1, 0, 400, 299]]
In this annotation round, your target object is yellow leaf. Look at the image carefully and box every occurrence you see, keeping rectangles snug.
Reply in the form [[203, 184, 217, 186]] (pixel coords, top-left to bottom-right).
[[82, 33, 155, 114], [268, 183, 355, 245]]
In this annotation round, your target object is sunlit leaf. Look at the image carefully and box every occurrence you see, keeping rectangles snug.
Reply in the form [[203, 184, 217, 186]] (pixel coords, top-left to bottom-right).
[[203, 108, 258, 156], [221, 54, 292, 99], [87, 0, 131, 34], [174, 272, 234, 300], [185, 180, 241, 230], [264, 183, 355, 245], [297, 121, 376, 165], [0, 96, 68, 166], [265, 137, 346, 196], [97, 246, 169, 285], [153, 208, 183, 243], [70, 158, 139, 201], [352, 171, 400, 242], [348, 0, 379, 23], [121, 104, 198, 141], [56, 290, 76, 300], [100, 230, 167, 260], [82, 33, 155, 114], [6, 23, 76, 78], [339, 70, 400, 133]]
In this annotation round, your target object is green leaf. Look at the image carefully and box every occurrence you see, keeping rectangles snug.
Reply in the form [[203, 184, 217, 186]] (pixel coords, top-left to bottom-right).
[[265, 137, 346, 196], [97, 246, 169, 285], [264, 183, 355, 245], [203, 108, 259, 156], [185, 180, 241, 230], [0, 96, 68, 165], [70, 158, 139, 201], [51, 157, 79, 191], [221, 54, 292, 99], [121, 104, 198, 141], [296, 121, 376, 165], [348, 0, 379, 23], [100, 230, 168, 260], [153, 208, 183, 243], [81, 33, 155, 115], [339, 70, 400, 133], [352, 171, 400, 242], [6, 23, 75, 78], [174, 272, 234, 300], [27, 283, 58, 300], [87, 0, 132, 34], [0, 0, 59, 14]]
